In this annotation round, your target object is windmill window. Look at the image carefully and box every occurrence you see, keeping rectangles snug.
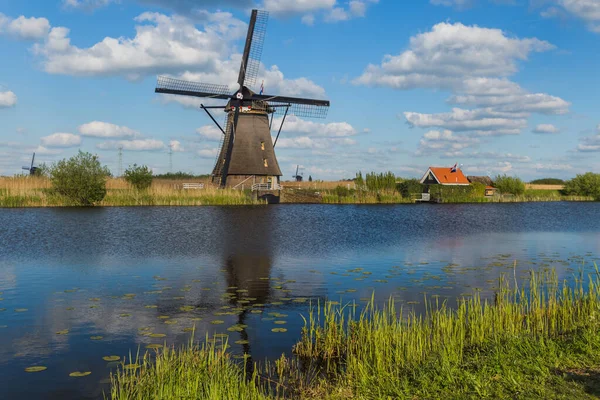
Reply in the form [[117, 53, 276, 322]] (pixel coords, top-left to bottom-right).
[[263, 158, 268, 167], [260, 141, 265, 150]]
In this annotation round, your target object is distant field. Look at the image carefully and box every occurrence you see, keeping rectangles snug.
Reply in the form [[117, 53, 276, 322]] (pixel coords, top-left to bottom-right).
[[525, 184, 565, 190], [281, 180, 356, 190]]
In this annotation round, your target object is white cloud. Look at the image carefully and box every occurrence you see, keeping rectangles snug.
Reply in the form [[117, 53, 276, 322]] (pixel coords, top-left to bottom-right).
[[197, 148, 218, 158], [96, 139, 165, 151], [0, 13, 51, 40], [465, 161, 513, 174], [355, 22, 569, 138], [533, 163, 573, 171], [275, 115, 357, 137], [169, 140, 184, 152], [263, 0, 378, 24], [354, 22, 553, 90], [577, 129, 600, 152], [541, 0, 600, 34], [40, 133, 82, 147], [0, 91, 17, 108], [196, 125, 223, 141], [275, 136, 356, 149], [532, 124, 560, 134], [416, 129, 479, 156], [78, 121, 140, 138], [405, 108, 527, 135], [34, 145, 63, 155], [62, 0, 118, 11], [33, 12, 247, 80]]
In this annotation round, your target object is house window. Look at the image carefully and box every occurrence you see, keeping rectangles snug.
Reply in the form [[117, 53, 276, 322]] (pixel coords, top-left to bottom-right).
[[260, 141, 265, 150], [263, 158, 268, 167]]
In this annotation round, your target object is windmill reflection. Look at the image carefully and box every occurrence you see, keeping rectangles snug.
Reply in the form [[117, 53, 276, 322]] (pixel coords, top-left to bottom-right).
[[218, 207, 276, 369]]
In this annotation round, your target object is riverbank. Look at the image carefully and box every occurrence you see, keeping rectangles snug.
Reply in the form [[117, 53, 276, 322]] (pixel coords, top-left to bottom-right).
[[111, 269, 600, 399], [0, 177, 593, 207]]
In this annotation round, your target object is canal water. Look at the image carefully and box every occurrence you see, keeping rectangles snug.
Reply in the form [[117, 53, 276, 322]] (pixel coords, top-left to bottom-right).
[[1, 203, 599, 399]]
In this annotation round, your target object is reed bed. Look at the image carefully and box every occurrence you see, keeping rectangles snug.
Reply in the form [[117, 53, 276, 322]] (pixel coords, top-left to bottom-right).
[[110, 337, 268, 400], [294, 269, 600, 398], [111, 268, 600, 399], [0, 177, 261, 206]]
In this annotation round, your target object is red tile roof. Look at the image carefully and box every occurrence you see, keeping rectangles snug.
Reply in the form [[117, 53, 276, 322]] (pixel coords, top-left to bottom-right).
[[428, 167, 470, 185]]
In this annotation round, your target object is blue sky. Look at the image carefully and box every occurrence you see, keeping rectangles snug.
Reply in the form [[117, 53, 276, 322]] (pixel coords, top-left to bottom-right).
[[1, 0, 599, 180]]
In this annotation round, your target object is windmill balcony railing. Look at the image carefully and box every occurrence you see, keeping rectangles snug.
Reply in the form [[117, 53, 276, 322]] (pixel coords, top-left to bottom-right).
[[251, 183, 281, 191]]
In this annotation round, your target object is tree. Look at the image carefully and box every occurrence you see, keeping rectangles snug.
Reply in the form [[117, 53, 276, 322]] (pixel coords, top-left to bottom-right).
[[494, 174, 525, 195], [397, 179, 423, 198], [308, 175, 312, 182], [124, 164, 153, 190], [50, 151, 110, 205], [563, 173, 600, 200]]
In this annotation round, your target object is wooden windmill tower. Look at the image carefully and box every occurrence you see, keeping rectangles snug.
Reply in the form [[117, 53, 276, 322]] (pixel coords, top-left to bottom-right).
[[155, 10, 330, 189]]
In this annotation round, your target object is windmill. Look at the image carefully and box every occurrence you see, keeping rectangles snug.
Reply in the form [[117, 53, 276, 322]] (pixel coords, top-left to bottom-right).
[[292, 165, 303, 182], [22, 153, 37, 176], [155, 9, 330, 189]]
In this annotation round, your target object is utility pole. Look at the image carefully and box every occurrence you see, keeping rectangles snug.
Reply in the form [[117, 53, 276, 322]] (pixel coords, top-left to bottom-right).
[[168, 143, 173, 173], [118, 146, 123, 177]]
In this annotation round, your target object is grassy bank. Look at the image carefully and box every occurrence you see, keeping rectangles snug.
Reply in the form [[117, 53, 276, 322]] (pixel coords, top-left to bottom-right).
[[0, 177, 261, 207], [111, 269, 600, 399], [0, 177, 594, 207]]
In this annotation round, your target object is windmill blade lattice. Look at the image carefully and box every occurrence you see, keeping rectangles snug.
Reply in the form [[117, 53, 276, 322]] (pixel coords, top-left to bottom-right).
[[243, 10, 268, 89], [156, 76, 232, 99], [269, 101, 329, 119]]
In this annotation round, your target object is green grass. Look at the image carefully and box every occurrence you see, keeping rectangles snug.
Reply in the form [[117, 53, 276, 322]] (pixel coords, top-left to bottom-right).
[[111, 268, 600, 399], [110, 337, 268, 400]]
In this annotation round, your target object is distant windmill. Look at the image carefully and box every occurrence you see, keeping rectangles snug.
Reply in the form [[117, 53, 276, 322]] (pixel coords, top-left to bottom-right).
[[292, 165, 304, 182], [155, 9, 330, 189], [22, 152, 37, 176]]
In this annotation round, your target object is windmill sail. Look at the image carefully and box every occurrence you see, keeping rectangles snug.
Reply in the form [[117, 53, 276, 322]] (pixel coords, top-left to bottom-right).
[[238, 10, 268, 89]]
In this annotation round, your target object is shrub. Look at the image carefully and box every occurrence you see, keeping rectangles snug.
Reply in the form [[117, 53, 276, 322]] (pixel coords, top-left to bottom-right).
[[494, 175, 526, 195], [333, 185, 352, 197], [124, 164, 153, 190], [365, 171, 397, 192], [397, 179, 423, 198], [470, 182, 486, 197], [563, 173, 600, 200], [529, 178, 564, 185], [50, 151, 110, 205]]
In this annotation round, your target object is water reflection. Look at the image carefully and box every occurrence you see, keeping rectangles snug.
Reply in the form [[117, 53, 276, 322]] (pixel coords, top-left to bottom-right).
[[1, 203, 600, 399]]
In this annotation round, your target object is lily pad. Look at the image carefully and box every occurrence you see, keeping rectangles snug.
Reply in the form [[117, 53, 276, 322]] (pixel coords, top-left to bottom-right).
[[157, 315, 170, 319], [25, 366, 47, 372], [69, 371, 91, 377], [144, 305, 157, 309], [66, 307, 74, 311], [250, 310, 262, 314], [124, 364, 140, 370], [164, 319, 178, 325], [235, 340, 249, 345], [274, 321, 287, 325], [211, 320, 224, 325], [103, 356, 120, 362], [149, 333, 166, 338], [90, 336, 103, 340], [14, 308, 28, 313], [146, 344, 163, 349], [56, 329, 69, 335], [119, 313, 130, 318], [182, 327, 194, 332], [271, 328, 287, 333], [0, 308, 6, 312]]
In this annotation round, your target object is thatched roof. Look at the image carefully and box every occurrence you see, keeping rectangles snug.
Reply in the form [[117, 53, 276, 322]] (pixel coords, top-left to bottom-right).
[[467, 176, 494, 186]]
